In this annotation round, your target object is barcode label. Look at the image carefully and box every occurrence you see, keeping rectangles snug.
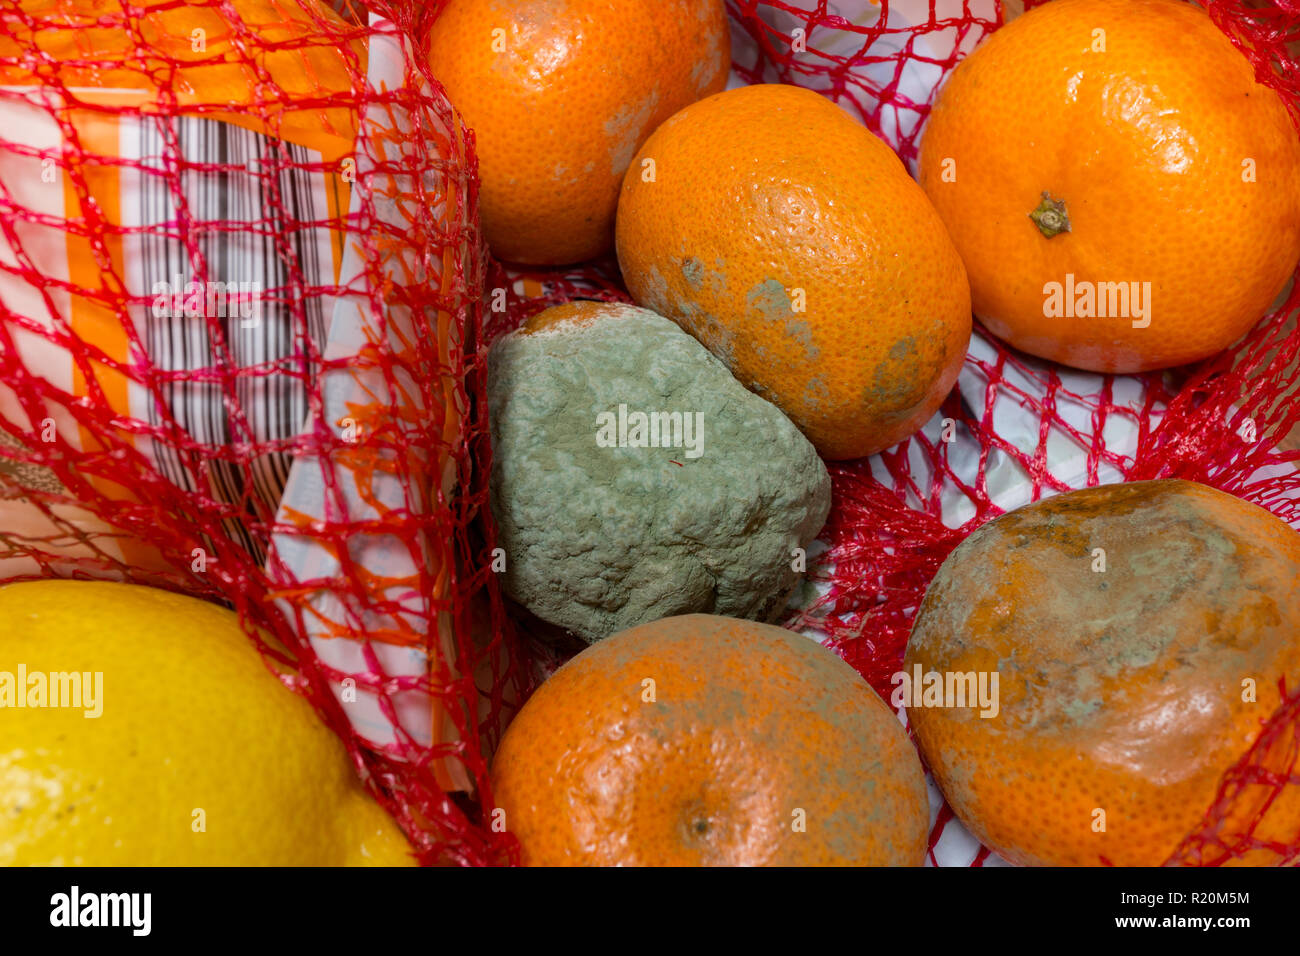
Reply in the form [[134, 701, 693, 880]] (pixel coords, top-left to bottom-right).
[[121, 116, 336, 561]]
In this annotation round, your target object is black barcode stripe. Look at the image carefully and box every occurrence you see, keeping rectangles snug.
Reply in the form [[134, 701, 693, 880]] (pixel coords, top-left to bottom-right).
[[147, 115, 190, 497], [281, 137, 313, 494], [269, 133, 290, 505], [192, 119, 230, 548], [225, 118, 265, 560], [264, 138, 293, 499], [226, 118, 264, 558], [194, 118, 258, 560], [254, 127, 285, 514], [231, 120, 258, 522], [131, 114, 331, 565], [216, 116, 249, 543]]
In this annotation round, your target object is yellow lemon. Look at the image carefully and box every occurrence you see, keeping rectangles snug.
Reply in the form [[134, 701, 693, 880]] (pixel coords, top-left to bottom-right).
[[0, 580, 413, 865]]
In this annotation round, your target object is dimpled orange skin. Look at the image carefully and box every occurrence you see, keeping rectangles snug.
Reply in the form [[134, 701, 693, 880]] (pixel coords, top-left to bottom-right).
[[918, 0, 1300, 374], [427, 0, 729, 266], [616, 83, 972, 461], [905, 480, 1300, 867], [492, 614, 930, 866]]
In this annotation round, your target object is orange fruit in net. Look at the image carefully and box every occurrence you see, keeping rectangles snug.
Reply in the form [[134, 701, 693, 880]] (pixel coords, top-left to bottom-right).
[[616, 83, 972, 461], [905, 480, 1300, 866], [918, 0, 1300, 373], [427, 0, 730, 266], [492, 614, 929, 866]]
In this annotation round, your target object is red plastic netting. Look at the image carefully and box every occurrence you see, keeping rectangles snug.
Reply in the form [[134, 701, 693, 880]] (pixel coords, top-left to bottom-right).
[[488, 0, 1300, 867], [0, 0, 524, 866], [1, 0, 1297, 867]]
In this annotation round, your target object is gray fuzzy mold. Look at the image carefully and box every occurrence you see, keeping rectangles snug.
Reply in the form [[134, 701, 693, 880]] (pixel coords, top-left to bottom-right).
[[487, 303, 831, 644]]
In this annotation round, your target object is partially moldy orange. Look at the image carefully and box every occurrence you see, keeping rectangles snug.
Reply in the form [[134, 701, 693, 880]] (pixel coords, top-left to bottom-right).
[[616, 83, 971, 460], [906, 479, 1300, 866], [492, 614, 930, 865]]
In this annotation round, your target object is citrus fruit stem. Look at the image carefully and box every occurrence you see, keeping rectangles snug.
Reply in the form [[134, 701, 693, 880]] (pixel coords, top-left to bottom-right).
[[1029, 191, 1071, 238]]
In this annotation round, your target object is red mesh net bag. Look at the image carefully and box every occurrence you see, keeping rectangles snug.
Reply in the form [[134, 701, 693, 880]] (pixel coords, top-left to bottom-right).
[[1, 0, 1297, 867], [0, 0, 524, 865]]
